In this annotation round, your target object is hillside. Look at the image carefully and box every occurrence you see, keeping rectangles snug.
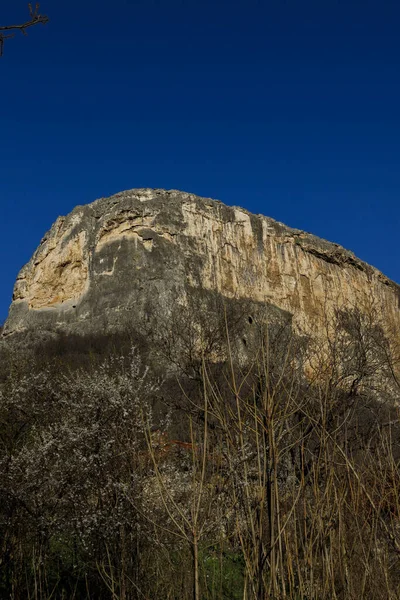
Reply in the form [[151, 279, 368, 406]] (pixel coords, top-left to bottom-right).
[[1, 190, 400, 600]]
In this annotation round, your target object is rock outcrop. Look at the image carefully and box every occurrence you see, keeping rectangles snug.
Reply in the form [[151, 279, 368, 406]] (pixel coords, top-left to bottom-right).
[[3, 188, 400, 339]]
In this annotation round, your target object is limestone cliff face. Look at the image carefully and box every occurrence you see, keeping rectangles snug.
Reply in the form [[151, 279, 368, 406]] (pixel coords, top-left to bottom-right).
[[3, 188, 400, 338]]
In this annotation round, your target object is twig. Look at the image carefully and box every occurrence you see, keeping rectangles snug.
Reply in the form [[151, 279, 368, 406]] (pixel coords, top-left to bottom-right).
[[0, 3, 49, 56]]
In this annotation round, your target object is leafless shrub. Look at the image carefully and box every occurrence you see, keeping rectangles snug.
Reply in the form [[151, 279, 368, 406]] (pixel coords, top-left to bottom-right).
[[0, 302, 399, 598]]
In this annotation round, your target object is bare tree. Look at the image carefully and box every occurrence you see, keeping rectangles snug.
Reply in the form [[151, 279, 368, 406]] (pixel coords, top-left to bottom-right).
[[0, 3, 49, 56], [1, 303, 400, 598]]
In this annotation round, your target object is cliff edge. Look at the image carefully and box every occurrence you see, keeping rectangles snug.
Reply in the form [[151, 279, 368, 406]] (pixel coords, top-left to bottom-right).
[[3, 188, 400, 338]]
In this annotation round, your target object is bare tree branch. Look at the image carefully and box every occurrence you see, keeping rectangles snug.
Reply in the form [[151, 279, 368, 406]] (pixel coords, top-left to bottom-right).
[[0, 3, 49, 56]]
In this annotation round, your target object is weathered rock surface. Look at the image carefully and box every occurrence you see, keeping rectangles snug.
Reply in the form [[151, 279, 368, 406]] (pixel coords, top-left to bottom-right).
[[3, 188, 400, 339]]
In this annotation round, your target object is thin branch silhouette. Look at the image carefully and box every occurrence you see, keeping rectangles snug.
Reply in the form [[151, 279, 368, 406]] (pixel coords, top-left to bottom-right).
[[0, 3, 49, 56]]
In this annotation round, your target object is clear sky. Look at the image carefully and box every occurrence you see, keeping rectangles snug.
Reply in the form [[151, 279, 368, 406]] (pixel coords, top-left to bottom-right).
[[1, 0, 399, 323]]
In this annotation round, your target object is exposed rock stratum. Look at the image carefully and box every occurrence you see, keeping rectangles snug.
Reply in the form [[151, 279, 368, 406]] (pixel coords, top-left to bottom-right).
[[3, 188, 400, 339]]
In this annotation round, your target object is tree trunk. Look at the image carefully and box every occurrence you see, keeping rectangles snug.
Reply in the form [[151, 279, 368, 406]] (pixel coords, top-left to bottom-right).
[[193, 534, 200, 600]]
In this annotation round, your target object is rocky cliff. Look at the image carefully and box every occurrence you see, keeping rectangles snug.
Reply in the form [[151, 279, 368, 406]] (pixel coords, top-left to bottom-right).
[[3, 188, 400, 339]]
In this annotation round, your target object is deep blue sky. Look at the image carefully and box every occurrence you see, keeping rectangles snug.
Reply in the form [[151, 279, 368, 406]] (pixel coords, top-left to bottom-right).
[[1, 0, 399, 323]]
